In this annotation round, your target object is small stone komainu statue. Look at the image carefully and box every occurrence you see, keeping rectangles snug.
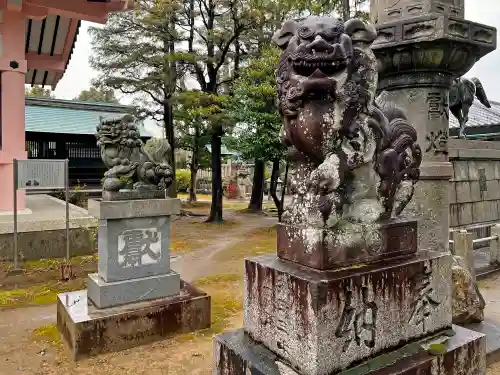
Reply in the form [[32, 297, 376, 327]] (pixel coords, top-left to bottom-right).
[[96, 115, 173, 193]]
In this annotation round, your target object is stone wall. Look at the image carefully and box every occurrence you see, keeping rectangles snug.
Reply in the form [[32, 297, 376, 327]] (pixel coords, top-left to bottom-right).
[[449, 140, 500, 232], [0, 227, 97, 261]]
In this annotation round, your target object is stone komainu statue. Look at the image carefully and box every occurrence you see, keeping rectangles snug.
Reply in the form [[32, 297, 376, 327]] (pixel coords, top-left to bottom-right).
[[273, 16, 421, 231], [272, 15, 485, 324], [96, 115, 173, 192], [449, 77, 491, 139]]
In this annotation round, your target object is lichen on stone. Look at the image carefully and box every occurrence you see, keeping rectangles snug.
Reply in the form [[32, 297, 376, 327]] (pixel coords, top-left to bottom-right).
[[272, 16, 422, 256], [451, 255, 485, 325]]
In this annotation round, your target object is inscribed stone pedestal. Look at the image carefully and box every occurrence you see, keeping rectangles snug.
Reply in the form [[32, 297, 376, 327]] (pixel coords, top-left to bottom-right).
[[97, 216, 172, 282], [244, 252, 451, 375], [86, 198, 181, 309], [214, 325, 485, 375]]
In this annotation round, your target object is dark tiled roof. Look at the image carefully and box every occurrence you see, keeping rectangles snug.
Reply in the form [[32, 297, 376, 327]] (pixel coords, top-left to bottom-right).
[[25, 97, 152, 136], [449, 100, 500, 129]]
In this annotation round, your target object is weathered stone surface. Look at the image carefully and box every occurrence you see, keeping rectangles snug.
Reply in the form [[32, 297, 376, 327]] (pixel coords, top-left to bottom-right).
[[377, 90, 452, 252], [0, 227, 96, 261], [97, 116, 173, 193], [467, 318, 500, 366], [370, 2, 496, 249], [97, 216, 173, 282], [449, 141, 500, 228], [214, 325, 485, 375], [244, 252, 452, 375], [276, 219, 417, 270], [88, 198, 181, 220], [452, 256, 485, 325], [370, 0, 464, 24], [87, 271, 180, 309], [102, 189, 168, 201], [272, 16, 422, 262], [57, 281, 211, 360], [373, 16, 496, 84]]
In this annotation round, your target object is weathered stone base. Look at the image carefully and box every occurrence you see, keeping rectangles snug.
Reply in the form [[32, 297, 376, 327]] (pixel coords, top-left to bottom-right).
[[57, 281, 211, 360], [276, 219, 417, 269], [101, 189, 166, 201], [213, 325, 485, 375], [244, 252, 452, 375], [87, 271, 181, 309]]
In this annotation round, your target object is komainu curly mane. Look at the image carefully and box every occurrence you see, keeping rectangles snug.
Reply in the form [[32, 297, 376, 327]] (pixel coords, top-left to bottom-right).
[[96, 115, 173, 192], [272, 16, 421, 227]]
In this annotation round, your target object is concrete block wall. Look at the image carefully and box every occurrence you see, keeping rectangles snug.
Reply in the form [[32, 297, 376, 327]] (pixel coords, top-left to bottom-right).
[[449, 139, 500, 229]]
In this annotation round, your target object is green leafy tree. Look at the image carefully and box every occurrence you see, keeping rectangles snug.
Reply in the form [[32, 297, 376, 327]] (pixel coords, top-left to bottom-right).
[[173, 0, 265, 222], [89, 0, 181, 197], [25, 86, 54, 98], [228, 0, 367, 210], [75, 85, 119, 103], [174, 90, 222, 202], [226, 47, 286, 212]]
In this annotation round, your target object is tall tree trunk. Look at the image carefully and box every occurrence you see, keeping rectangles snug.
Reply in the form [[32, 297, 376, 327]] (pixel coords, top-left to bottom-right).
[[188, 125, 200, 203], [189, 167, 198, 203], [248, 159, 265, 211], [164, 100, 176, 198], [342, 0, 350, 20], [207, 127, 223, 222], [279, 161, 289, 222], [269, 159, 281, 210]]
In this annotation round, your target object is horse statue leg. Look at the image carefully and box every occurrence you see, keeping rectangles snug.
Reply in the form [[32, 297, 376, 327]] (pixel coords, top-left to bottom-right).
[[450, 105, 466, 139], [461, 104, 471, 139]]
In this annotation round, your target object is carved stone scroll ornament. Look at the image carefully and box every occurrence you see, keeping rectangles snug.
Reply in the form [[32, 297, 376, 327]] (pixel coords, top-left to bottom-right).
[[273, 16, 422, 265], [96, 115, 173, 194]]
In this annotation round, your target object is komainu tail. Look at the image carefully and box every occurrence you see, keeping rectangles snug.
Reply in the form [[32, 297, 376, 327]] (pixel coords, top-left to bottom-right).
[[143, 137, 171, 165], [471, 77, 491, 108]]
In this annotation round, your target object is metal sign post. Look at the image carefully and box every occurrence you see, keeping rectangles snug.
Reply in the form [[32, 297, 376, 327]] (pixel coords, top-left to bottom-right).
[[65, 159, 70, 263], [12, 159, 69, 275], [12, 159, 20, 273]]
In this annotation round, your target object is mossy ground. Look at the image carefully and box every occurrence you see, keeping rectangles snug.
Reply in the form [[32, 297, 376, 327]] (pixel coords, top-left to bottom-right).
[[0, 206, 277, 373], [0, 278, 87, 310], [32, 323, 62, 346]]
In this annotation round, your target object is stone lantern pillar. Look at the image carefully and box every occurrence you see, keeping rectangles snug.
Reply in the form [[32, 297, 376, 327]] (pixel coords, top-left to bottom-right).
[[370, 0, 496, 252]]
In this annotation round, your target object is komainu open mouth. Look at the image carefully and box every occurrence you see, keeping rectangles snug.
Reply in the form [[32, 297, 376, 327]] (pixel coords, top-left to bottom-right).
[[291, 53, 347, 77]]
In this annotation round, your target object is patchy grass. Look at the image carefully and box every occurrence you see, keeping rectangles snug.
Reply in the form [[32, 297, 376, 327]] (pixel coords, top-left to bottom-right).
[[191, 219, 240, 230], [170, 239, 201, 254], [212, 226, 276, 262], [176, 273, 243, 342], [23, 254, 98, 272], [32, 323, 62, 346], [0, 278, 86, 310], [178, 193, 212, 202], [0, 254, 97, 275], [179, 193, 276, 211], [169, 218, 241, 255]]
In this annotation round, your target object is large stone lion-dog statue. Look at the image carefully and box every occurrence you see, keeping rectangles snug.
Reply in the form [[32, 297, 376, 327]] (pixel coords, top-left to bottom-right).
[[272, 16, 421, 234]]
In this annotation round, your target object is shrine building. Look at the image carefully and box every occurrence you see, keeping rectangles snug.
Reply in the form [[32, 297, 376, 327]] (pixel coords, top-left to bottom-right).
[[25, 96, 151, 187]]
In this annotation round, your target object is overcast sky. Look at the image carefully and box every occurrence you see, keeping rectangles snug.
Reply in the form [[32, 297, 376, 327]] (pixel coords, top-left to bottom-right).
[[52, 0, 500, 134]]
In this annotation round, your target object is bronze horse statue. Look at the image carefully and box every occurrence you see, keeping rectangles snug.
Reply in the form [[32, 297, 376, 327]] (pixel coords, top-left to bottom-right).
[[449, 77, 491, 138]]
